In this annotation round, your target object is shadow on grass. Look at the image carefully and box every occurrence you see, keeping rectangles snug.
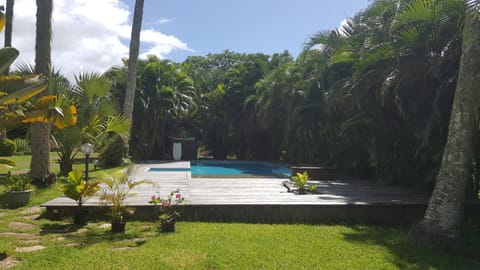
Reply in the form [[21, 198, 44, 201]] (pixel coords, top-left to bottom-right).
[[0, 192, 7, 208], [40, 223, 80, 235], [40, 221, 150, 248], [342, 225, 480, 270]]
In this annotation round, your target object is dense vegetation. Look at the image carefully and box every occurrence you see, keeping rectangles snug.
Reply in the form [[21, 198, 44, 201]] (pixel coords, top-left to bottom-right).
[[103, 0, 477, 192]]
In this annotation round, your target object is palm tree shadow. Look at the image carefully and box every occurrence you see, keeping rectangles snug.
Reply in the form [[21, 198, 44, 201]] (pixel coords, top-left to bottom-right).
[[342, 226, 480, 270], [40, 223, 81, 234], [40, 221, 149, 249]]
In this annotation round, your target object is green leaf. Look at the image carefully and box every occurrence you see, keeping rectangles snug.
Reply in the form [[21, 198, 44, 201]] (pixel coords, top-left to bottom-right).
[[0, 47, 19, 75], [0, 158, 16, 167], [0, 78, 47, 105]]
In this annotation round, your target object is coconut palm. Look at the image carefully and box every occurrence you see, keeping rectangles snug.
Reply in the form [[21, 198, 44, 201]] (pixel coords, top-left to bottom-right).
[[3, 0, 14, 75], [417, 0, 480, 244], [30, 0, 53, 186], [123, 0, 144, 155]]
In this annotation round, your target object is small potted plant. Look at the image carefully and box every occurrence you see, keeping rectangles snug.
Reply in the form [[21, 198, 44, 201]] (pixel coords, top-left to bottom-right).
[[62, 170, 100, 225], [0, 172, 33, 208], [149, 189, 184, 233], [292, 171, 310, 194], [98, 166, 153, 233]]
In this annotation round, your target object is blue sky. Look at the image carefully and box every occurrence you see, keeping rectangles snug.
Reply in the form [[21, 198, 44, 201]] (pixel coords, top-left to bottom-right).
[[7, 0, 371, 79], [124, 0, 372, 61]]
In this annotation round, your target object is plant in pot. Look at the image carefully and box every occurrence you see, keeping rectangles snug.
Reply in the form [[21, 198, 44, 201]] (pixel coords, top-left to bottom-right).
[[149, 189, 184, 233], [0, 172, 33, 208], [292, 171, 311, 194], [98, 166, 153, 233], [62, 170, 100, 225]]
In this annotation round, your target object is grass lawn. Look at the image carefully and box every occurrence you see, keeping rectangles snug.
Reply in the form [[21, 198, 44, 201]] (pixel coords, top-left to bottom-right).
[[0, 152, 119, 178], [0, 217, 479, 270], [0, 156, 479, 269]]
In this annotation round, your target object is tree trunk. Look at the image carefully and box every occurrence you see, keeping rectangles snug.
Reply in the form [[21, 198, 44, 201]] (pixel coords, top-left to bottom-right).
[[416, 6, 480, 243], [30, 0, 53, 186], [3, 0, 14, 75], [123, 0, 144, 156], [2, 0, 14, 138]]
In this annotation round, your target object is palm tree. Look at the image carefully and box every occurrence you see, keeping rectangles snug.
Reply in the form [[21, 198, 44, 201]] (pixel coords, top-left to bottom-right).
[[416, 0, 480, 244], [3, 0, 14, 75], [54, 73, 129, 176], [131, 57, 196, 160], [123, 0, 144, 155], [30, 0, 53, 186]]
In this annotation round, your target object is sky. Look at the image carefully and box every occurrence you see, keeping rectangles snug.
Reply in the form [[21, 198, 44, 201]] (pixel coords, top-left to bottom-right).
[[3, 0, 371, 80]]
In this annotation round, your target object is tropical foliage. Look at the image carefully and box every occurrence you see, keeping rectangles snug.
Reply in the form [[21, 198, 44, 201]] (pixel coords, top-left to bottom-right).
[[0, 7, 76, 171], [103, 0, 477, 197], [53, 73, 129, 176], [98, 166, 153, 223]]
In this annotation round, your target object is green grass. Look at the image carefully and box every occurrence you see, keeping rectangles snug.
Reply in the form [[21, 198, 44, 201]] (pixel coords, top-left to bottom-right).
[[0, 218, 479, 270], [0, 191, 479, 270], [0, 152, 117, 177]]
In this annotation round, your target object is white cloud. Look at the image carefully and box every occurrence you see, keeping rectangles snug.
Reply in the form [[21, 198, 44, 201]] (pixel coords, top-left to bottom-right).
[[151, 18, 173, 25], [3, 0, 191, 81]]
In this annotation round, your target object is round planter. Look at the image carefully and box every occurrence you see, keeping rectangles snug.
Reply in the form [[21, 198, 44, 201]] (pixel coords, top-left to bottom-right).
[[111, 220, 126, 233], [160, 219, 176, 233], [5, 190, 32, 208]]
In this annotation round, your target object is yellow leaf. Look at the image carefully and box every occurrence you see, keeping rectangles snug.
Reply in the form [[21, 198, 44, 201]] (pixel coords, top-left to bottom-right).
[[0, 81, 47, 105], [36, 96, 57, 108], [21, 105, 77, 130], [0, 12, 5, 33]]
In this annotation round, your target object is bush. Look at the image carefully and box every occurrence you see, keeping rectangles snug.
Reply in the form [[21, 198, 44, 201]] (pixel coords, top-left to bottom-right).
[[99, 135, 125, 167], [13, 138, 31, 154], [0, 138, 16, 156]]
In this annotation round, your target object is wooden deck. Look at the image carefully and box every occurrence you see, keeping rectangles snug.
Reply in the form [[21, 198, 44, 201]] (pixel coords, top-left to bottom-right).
[[42, 161, 434, 225]]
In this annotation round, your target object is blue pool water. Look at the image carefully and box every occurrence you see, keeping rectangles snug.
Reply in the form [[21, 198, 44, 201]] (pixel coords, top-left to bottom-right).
[[148, 161, 290, 178], [190, 161, 290, 178]]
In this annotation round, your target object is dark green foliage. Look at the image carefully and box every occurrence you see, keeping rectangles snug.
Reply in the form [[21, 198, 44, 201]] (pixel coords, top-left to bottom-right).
[[104, 0, 473, 192], [13, 138, 31, 155], [99, 135, 124, 167], [0, 172, 32, 191], [0, 138, 16, 156]]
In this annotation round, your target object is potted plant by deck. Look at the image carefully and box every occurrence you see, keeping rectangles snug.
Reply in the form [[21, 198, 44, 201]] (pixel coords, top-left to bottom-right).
[[62, 170, 100, 225], [0, 172, 33, 208], [149, 189, 184, 233], [98, 166, 153, 233]]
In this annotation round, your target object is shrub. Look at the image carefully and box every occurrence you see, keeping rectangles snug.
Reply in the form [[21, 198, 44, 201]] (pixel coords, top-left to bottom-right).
[[13, 138, 31, 154], [0, 138, 16, 156], [99, 135, 125, 167]]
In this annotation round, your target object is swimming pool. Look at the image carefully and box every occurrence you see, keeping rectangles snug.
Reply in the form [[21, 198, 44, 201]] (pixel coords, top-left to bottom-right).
[[190, 161, 290, 178], [147, 161, 290, 178]]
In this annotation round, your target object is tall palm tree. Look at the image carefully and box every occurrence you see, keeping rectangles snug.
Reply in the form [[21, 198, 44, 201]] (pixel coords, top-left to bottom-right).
[[131, 57, 196, 160], [417, 0, 480, 244], [4, 0, 13, 47], [30, 0, 53, 186], [3, 0, 14, 75], [123, 0, 144, 155]]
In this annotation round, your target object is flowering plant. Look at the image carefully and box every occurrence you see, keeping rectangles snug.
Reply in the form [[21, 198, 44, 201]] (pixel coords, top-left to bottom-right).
[[149, 189, 184, 222]]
